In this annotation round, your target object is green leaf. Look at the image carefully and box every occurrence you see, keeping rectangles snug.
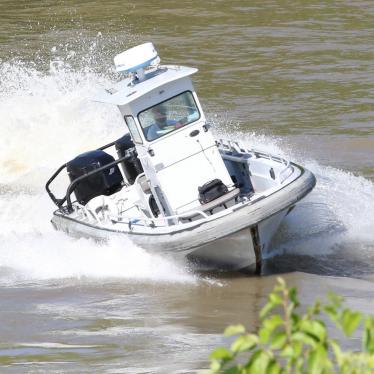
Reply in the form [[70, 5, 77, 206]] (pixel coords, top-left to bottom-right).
[[231, 334, 258, 353], [364, 317, 374, 354], [307, 344, 328, 374], [312, 300, 321, 314], [210, 347, 232, 360], [288, 287, 299, 306], [323, 304, 338, 322], [299, 320, 326, 342], [246, 350, 271, 374], [264, 315, 284, 331], [286, 303, 295, 316], [294, 356, 305, 372], [224, 324, 246, 337], [259, 327, 271, 344], [204, 279, 374, 374], [341, 309, 362, 336], [307, 350, 321, 374], [292, 331, 318, 348], [260, 302, 277, 320], [223, 367, 242, 374], [327, 292, 343, 308], [280, 345, 294, 358], [269, 292, 283, 305], [270, 331, 287, 350], [210, 359, 221, 371], [265, 359, 281, 374], [329, 339, 343, 366], [291, 314, 300, 326], [292, 340, 303, 357], [259, 315, 284, 344]]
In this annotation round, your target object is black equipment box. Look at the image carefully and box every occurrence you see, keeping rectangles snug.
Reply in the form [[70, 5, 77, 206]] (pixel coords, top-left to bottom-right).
[[198, 179, 228, 204]]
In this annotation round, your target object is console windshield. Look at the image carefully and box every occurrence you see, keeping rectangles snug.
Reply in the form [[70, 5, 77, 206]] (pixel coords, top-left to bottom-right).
[[138, 91, 200, 141]]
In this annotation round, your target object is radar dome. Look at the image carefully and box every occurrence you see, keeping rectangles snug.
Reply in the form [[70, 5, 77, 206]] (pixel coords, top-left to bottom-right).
[[114, 42, 159, 78]]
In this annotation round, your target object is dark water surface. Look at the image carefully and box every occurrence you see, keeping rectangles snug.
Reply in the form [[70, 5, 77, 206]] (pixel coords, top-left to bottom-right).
[[1, 1, 374, 372]]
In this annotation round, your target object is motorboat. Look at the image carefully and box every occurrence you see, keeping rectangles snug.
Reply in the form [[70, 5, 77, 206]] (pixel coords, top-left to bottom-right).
[[46, 42, 316, 272]]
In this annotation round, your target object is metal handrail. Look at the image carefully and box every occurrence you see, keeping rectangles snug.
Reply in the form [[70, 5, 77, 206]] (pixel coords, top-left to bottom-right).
[[218, 138, 290, 167], [278, 162, 293, 184], [97, 140, 117, 151], [109, 208, 209, 228], [218, 138, 294, 184], [45, 139, 129, 210], [65, 155, 128, 212], [45, 163, 68, 207]]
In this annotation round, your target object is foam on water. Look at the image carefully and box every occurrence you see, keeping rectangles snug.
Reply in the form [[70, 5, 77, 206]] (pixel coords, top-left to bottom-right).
[[0, 59, 195, 285], [0, 232, 194, 285], [0, 60, 123, 188], [1, 55, 374, 283]]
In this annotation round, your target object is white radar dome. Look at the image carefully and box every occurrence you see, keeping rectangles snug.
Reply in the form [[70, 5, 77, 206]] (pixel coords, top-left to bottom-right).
[[114, 42, 160, 75]]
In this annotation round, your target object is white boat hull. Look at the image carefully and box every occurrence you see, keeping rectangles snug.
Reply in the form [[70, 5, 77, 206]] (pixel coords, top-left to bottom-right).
[[51, 165, 315, 271]]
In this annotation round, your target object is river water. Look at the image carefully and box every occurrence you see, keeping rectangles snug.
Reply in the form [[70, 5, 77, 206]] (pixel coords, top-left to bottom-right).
[[1, 0, 374, 372]]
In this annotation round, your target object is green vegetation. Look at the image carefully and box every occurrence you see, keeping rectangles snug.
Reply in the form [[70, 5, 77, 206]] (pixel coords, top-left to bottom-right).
[[203, 278, 374, 374]]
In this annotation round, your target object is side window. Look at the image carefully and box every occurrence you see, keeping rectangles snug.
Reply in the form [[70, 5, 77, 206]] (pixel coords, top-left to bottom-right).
[[124, 116, 143, 144]]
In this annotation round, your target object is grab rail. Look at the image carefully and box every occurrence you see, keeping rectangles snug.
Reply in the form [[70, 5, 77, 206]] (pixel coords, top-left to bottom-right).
[[218, 138, 293, 182], [65, 155, 128, 212], [218, 138, 290, 165], [108, 208, 210, 228], [45, 163, 68, 207], [278, 162, 293, 184], [45, 139, 125, 210]]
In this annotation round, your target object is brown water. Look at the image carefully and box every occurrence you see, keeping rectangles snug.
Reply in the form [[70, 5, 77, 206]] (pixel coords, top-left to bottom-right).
[[1, 1, 374, 372]]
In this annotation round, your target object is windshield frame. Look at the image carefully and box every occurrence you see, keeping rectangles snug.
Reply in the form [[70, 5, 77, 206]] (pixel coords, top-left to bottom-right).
[[137, 90, 201, 142]]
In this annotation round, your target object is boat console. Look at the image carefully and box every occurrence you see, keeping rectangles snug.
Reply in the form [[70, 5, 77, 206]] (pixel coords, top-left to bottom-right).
[[93, 42, 236, 217]]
